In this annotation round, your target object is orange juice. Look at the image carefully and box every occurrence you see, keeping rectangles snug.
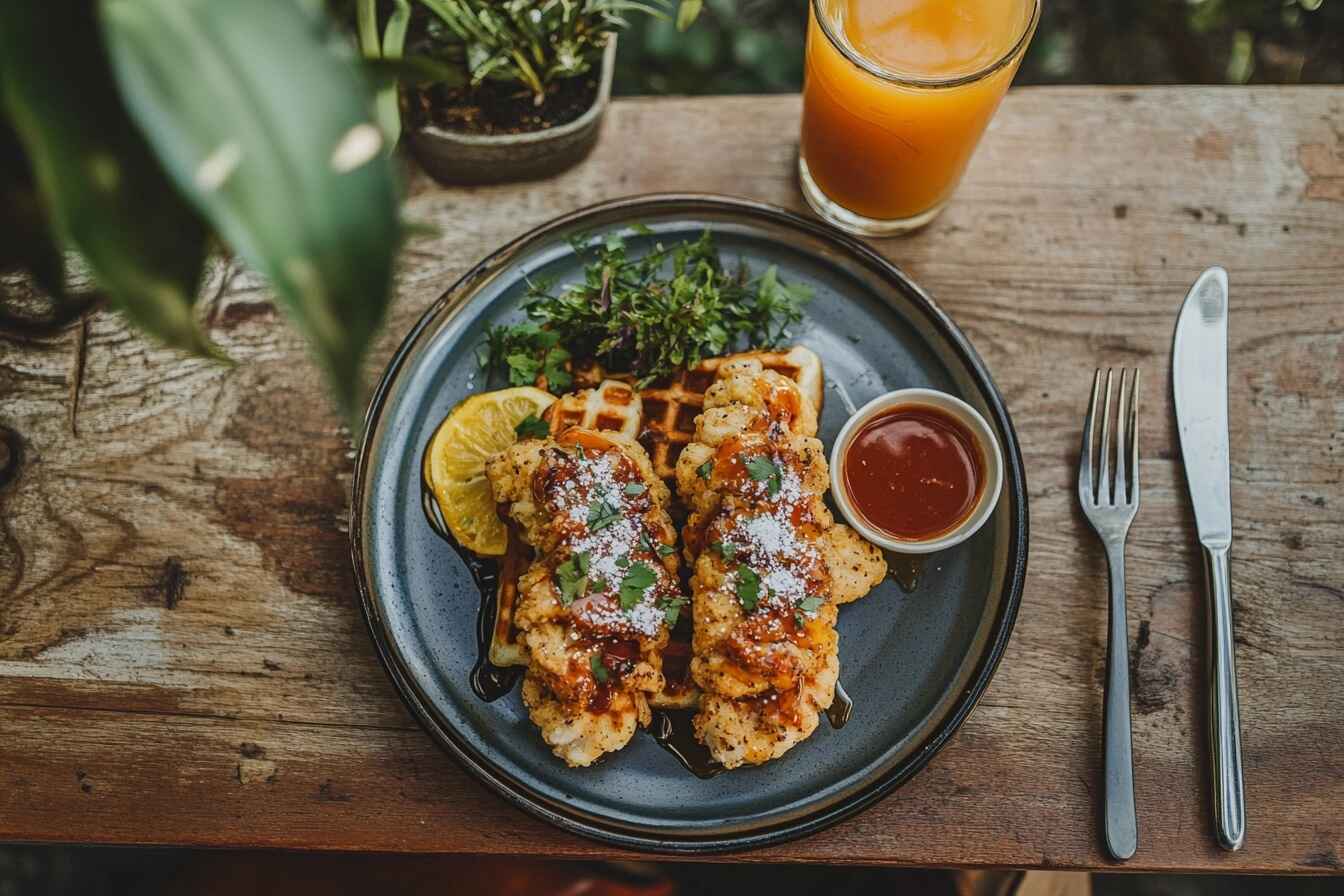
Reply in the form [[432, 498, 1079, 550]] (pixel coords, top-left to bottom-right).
[[800, 0, 1038, 234]]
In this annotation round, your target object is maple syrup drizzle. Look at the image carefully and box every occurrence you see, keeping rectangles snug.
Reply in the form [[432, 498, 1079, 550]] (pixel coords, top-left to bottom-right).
[[650, 709, 724, 779], [422, 484, 522, 702], [827, 681, 854, 729], [888, 554, 924, 594]]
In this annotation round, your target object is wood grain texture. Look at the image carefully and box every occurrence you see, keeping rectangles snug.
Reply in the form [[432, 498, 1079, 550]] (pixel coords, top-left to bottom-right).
[[1, 87, 1342, 871]]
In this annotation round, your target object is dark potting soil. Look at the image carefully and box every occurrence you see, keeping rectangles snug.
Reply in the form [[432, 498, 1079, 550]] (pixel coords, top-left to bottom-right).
[[407, 74, 599, 136]]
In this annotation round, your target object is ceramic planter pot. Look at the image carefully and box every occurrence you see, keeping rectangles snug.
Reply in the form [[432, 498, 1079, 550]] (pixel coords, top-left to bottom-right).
[[406, 38, 616, 186]]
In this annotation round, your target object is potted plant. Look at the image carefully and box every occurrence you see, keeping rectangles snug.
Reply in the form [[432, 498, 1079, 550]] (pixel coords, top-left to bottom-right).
[[357, 0, 702, 185]]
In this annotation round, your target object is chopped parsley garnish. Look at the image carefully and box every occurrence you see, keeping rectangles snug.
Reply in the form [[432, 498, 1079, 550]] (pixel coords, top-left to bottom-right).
[[514, 414, 550, 440], [735, 565, 761, 612], [660, 595, 689, 627], [745, 456, 782, 496], [590, 653, 609, 683], [618, 562, 657, 610], [794, 596, 824, 628], [641, 531, 676, 558], [586, 496, 620, 532], [555, 551, 590, 606], [623, 482, 647, 496], [711, 540, 736, 561], [481, 230, 812, 389], [696, 460, 713, 480]]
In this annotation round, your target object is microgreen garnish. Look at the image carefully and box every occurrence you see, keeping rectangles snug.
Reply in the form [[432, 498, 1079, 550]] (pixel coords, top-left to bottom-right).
[[514, 414, 550, 440], [616, 554, 630, 569], [712, 540, 736, 561], [735, 565, 761, 612], [657, 543, 676, 557], [555, 551, 590, 606], [623, 482, 646, 496], [484, 321, 573, 391], [587, 496, 620, 532], [590, 653, 609, 683], [481, 231, 812, 389], [696, 460, 713, 480], [619, 562, 657, 610], [745, 455, 782, 496], [660, 595, 689, 627], [590, 578, 609, 593]]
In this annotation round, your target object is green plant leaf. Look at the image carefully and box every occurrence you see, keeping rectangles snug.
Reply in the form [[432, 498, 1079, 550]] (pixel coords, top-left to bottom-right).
[[381, 0, 411, 145], [100, 0, 400, 423], [363, 54, 467, 90], [0, 120, 65, 300], [354, 0, 380, 58], [0, 2, 216, 355], [676, 0, 703, 31]]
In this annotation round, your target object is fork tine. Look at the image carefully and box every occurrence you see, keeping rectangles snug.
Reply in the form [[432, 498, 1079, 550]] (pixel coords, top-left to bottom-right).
[[1098, 369, 1115, 505], [1115, 369, 1130, 504], [1079, 369, 1102, 504], [1128, 368, 1141, 501]]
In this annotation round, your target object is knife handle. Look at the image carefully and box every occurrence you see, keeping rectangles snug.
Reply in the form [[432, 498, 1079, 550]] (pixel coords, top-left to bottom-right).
[[1203, 543, 1246, 850]]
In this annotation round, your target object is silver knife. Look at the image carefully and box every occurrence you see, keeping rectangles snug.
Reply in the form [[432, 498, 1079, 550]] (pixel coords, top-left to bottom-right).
[[1172, 266, 1246, 851]]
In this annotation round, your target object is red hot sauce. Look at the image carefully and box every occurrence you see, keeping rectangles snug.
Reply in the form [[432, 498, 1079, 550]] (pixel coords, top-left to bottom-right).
[[843, 404, 984, 541]]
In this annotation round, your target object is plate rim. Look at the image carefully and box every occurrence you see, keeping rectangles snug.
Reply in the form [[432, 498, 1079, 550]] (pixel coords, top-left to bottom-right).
[[350, 192, 1030, 854]]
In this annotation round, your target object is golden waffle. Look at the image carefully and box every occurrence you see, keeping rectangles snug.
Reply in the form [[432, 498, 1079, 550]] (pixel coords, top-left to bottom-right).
[[572, 346, 825, 481], [490, 348, 825, 709], [541, 378, 642, 440], [486, 526, 532, 669]]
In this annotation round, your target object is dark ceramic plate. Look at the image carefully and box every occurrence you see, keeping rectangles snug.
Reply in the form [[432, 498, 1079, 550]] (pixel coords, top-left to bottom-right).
[[351, 194, 1028, 853]]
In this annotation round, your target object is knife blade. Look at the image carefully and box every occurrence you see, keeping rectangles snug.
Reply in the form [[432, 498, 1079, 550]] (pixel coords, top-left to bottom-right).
[[1172, 266, 1246, 851], [1174, 267, 1232, 545]]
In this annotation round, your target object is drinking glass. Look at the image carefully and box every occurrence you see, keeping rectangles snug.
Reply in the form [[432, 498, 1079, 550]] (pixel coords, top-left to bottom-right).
[[799, 0, 1041, 236]]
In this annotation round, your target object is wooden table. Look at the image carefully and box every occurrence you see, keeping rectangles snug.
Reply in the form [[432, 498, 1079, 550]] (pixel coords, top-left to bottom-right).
[[2, 87, 1342, 872]]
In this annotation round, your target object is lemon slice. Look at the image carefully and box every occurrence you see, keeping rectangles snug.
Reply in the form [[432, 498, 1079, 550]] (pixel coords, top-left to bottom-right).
[[423, 387, 555, 556]]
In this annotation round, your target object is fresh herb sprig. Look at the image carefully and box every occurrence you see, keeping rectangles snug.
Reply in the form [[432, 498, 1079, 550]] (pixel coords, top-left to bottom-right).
[[483, 229, 813, 389], [482, 321, 573, 392], [745, 455, 783, 496]]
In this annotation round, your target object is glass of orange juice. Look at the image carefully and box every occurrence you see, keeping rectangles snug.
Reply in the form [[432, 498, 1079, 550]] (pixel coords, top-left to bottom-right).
[[800, 0, 1040, 236]]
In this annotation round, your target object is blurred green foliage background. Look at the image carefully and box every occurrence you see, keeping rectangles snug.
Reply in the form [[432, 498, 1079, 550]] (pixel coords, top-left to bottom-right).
[[614, 0, 1343, 95]]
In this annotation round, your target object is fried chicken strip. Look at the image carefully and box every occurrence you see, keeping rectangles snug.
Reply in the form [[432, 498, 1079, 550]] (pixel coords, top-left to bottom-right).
[[486, 428, 684, 767], [675, 359, 886, 768]]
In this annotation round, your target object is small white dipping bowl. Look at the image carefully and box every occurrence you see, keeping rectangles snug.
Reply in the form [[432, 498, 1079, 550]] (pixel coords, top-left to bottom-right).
[[829, 388, 1004, 555]]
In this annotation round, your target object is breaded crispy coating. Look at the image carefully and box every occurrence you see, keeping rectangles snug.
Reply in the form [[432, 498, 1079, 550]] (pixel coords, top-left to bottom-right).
[[486, 429, 684, 766], [676, 359, 885, 768]]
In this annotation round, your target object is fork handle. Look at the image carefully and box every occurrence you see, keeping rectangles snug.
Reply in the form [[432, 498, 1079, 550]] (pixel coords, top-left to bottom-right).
[[1103, 542, 1138, 860], [1203, 543, 1246, 851]]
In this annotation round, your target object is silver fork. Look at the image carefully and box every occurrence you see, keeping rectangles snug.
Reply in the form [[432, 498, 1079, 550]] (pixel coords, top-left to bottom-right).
[[1079, 368, 1141, 861]]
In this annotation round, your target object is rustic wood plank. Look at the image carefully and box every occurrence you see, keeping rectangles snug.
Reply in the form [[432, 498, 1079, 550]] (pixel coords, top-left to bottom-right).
[[1, 87, 1341, 871]]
